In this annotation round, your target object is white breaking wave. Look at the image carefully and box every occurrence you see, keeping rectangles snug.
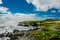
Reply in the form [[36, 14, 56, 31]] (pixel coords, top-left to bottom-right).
[[0, 25, 33, 34]]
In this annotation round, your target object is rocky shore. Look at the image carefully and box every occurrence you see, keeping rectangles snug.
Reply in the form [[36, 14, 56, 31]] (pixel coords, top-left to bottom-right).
[[0, 29, 36, 40], [0, 19, 60, 40]]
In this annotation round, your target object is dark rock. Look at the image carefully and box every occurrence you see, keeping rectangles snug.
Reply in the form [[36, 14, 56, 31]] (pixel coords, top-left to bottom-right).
[[0, 33, 4, 37], [13, 29, 19, 33]]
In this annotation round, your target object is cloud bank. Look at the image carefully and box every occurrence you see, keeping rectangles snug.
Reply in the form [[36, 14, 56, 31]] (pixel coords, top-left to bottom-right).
[[0, 6, 40, 26], [26, 0, 60, 11]]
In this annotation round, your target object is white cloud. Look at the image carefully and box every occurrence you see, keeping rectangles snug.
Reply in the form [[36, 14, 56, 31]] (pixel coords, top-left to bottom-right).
[[26, 0, 60, 11], [0, 13, 37, 26], [0, 0, 3, 4], [0, 6, 9, 13]]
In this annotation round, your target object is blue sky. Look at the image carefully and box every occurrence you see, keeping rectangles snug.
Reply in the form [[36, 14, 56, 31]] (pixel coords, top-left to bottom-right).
[[1, 0, 35, 13], [0, 0, 60, 21]]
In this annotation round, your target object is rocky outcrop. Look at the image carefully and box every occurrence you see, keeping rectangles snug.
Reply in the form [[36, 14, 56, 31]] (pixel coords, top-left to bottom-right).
[[0, 29, 35, 40]]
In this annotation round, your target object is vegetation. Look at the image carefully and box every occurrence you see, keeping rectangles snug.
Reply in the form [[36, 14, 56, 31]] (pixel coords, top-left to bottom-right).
[[24, 19, 60, 40]]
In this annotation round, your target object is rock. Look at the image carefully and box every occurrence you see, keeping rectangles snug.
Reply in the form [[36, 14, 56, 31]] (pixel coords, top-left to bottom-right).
[[0, 33, 5, 37]]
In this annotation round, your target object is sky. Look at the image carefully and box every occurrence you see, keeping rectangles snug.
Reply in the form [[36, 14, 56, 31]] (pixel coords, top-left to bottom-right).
[[0, 0, 60, 26]]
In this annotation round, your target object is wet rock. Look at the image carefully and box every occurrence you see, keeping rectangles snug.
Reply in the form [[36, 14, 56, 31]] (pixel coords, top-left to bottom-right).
[[0, 33, 4, 37]]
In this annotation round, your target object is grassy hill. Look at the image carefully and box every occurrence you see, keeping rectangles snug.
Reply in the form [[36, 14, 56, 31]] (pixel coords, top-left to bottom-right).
[[17, 19, 60, 40]]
